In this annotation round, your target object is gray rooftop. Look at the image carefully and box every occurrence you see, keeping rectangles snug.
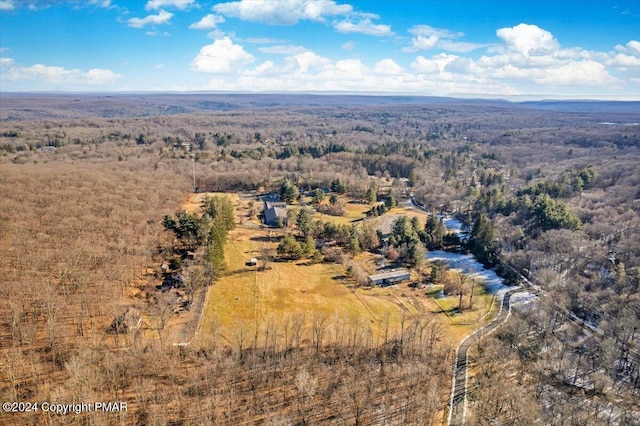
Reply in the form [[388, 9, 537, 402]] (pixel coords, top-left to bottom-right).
[[368, 269, 410, 281], [264, 206, 287, 226]]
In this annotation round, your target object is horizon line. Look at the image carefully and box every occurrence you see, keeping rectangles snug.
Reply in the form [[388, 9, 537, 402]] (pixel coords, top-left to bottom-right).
[[2, 90, 640, 103]]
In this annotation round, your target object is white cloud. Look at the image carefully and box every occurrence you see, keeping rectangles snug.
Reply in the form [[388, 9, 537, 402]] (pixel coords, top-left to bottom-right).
[[334, 18, 392, 36], [128, 10, 173, 28], [341, 41, 355, 51], [403, 24, 486, 53], [327, 59, 368, 80], [153, 63, 165, 69], [146, 0, 194, 10], [84, 68, 122, 84], [410, 56, 440, 74], [289, 51, 331, 73], [627, 40, 640, 56], [426, 24, 625, 94], [491, 64, 541, 80], [246, 37, 287, 44], [412, 53, 462, 77], [615, 40, 640, 57], [190, 14, 225, 30], [1, 58, 122, 90], [534, 60, 618, 86], [303, 0, 352, 21], [258, 44, 307, 55], [89, 0, 112, 7], [496, 23, 559, 56], [145, 31, 170, 37], [191, 37, 254, 74], [444, 56, 475, 74], [373, 58, 403, 75], [403, 35, 439, 51], [247, 60, 276, 76], [214, 0, 352, 25], [409, 25, 462, 39], [606, 53, 640, 67], [213, 0, 393, 38], [438, 40, 489, 54], [471, 23, 626, 91], [0, 0, 14, 11], [207, 29, 229, 39]]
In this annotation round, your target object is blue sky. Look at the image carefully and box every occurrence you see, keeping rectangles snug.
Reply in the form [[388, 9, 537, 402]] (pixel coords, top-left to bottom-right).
[[1, 0, 639, 98]]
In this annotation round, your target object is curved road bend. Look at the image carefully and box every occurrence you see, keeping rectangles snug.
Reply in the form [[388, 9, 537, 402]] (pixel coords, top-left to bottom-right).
[[447, 288, 519, 426]]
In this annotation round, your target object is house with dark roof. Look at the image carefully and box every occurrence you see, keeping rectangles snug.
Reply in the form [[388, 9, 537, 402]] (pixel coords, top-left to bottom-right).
[[265, 201, 287, 209], [263, 201, 288, 227]]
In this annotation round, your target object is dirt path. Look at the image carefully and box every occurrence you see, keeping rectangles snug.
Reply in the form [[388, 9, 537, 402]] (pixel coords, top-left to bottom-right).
[[353, 290, 379, 321], [447, 287, 520, 426]]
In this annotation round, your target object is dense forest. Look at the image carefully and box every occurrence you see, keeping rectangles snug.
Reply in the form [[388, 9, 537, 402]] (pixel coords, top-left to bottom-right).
[[1, 94, 639, 425]]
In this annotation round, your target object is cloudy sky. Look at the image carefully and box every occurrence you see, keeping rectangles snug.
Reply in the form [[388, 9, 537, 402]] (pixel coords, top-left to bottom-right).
[[0, 0, 639, 98]]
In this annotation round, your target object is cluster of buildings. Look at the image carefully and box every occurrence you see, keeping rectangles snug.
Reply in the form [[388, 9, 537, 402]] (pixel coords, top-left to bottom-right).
[[260, 192, 410, 287]]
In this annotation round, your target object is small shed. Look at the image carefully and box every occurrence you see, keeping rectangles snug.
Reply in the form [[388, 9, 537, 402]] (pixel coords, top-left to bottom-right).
[[368, 269, 411, 287], [246, 258, 258, 266]]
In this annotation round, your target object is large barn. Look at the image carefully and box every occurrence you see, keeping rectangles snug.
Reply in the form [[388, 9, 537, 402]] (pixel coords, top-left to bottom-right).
[[368, 269, 411, 287]]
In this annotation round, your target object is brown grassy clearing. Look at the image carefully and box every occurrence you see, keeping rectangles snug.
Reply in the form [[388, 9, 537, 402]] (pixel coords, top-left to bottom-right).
[[197, 226, 413, 347]]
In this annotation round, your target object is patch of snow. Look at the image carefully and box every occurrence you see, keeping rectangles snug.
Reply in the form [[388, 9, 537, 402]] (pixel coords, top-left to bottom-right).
[[438, 214, 470, 238], [427, 250, 505, 293], [510, 291, 539, 308]]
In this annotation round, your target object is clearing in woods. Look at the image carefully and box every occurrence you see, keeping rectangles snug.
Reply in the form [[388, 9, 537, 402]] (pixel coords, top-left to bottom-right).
[[186, 193, 497, 349]]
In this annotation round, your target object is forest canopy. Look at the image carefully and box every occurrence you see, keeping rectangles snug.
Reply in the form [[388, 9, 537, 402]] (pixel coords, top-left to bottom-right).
[[1, 94, 639, 425]]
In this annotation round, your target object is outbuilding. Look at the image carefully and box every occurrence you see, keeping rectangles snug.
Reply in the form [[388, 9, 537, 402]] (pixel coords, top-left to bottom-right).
[[368, 269, 411, 287]]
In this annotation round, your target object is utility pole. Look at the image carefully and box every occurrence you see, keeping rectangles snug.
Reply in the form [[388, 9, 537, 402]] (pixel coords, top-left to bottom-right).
[[191, 157, 196, 192]]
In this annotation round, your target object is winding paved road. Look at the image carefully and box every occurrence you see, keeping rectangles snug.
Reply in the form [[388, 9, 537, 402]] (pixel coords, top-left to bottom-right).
[[447, 288, 519, 426]]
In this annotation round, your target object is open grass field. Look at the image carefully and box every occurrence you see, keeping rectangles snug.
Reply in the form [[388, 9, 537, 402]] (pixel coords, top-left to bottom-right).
[[316, 200, 372, 225], [294, 195, 372, 225], [197, 226, 416, 347], [371, 204, 429, 235], [182, 192, 242, 214]]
